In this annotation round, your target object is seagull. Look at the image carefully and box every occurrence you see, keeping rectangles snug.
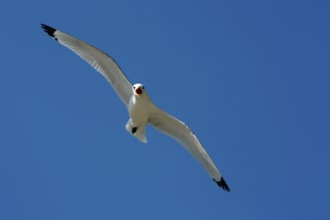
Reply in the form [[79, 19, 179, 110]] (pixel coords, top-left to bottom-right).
[[41, 24, 230, 191]]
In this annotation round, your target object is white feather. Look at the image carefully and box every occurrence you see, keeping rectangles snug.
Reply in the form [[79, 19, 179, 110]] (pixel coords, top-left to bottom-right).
[[41, 24, 230, 191]]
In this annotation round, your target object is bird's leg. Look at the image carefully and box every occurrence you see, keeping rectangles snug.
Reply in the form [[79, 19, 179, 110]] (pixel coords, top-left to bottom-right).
[[132, 127, 137, 134]]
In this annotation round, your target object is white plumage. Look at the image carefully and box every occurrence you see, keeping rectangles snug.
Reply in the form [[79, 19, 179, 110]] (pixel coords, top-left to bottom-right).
[[41, 24, 230, 191]]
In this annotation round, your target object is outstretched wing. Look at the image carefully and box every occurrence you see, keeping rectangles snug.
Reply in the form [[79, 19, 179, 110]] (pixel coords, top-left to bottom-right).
[[149, 105, 230, 191], [41, 24, 132, 105]]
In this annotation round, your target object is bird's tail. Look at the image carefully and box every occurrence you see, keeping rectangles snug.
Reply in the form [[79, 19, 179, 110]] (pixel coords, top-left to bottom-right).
[[125, 119, 147, 143]]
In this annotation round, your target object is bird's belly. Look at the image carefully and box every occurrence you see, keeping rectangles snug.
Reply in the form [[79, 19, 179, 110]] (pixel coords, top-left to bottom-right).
[[130, 107, 148, 125], [128, 97, 150, 126]]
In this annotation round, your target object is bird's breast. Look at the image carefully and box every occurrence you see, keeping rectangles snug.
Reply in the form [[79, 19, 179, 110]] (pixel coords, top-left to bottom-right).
[[128, 95, 151, 126]]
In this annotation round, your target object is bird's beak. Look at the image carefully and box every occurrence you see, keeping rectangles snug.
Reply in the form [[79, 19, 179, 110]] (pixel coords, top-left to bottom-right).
[[135, 87, 142, 96]]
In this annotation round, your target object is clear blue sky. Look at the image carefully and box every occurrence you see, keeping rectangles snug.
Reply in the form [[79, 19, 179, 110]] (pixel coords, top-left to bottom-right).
[[1, 0, 329, 219]]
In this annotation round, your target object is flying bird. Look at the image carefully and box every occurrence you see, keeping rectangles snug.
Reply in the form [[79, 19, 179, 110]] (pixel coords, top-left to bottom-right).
[[41, 24, 230, 191]]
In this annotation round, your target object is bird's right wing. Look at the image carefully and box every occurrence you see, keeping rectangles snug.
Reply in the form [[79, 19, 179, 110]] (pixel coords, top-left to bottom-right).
[[149, 105, 230, 191], [41, 24, 132, 105]]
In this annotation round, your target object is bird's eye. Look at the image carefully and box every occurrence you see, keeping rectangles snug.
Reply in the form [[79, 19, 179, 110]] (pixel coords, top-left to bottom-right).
[[133, 86, 135, 89], [142, 86, 145, 89]]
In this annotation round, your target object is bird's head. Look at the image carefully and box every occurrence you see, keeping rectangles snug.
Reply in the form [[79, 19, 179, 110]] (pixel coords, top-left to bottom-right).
[[132, 83, 145, 97]]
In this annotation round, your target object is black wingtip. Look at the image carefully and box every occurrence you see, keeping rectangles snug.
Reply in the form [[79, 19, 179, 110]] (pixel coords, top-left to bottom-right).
[[214, 177, 230, 192], [41, 23, 58, 41]]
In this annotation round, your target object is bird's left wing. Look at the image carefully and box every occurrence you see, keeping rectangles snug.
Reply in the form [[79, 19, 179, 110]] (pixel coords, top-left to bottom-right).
[[149, 105, 230, 191], [41, 24, 132, 105]]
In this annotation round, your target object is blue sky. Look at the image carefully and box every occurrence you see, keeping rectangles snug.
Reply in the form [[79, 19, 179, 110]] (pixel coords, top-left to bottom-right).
[[1, 0, 329, 219]]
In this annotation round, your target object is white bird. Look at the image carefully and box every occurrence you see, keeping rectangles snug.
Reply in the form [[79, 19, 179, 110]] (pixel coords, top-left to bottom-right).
[[41, 24, 230, 191]]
